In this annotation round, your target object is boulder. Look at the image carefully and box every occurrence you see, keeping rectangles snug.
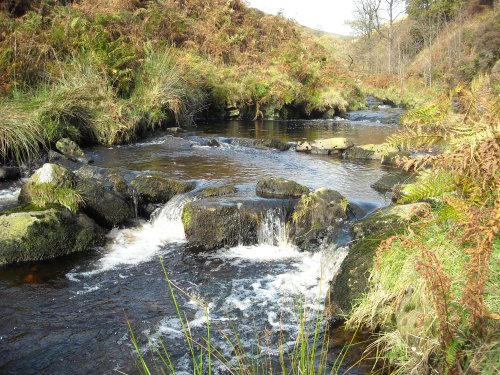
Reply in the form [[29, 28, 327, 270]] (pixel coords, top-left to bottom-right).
[[343, 143, 399, 160], [290, 188, 349, 250], [207, 139, 221, 147], [19, 163, 75, 204], [131, 174, 194, 205], [296, 138, 353, 155], [182, 199, 295, 250], [199, 185, 236, 198], [76, 165, 131, 200], [381, 150, 411, 166], [371, 173, 414, 193], [253, 139, 291, 151], [0, 166, 21, 181], [76, 177, 133, 228], [256, 178, 309, 198], [0, 208, 105, 265], [165, 127, 184, 135], [326, 203, 431, 321]]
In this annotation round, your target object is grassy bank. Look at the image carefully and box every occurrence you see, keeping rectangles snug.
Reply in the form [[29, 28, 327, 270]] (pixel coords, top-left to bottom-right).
[[0, 0, 363, 165]]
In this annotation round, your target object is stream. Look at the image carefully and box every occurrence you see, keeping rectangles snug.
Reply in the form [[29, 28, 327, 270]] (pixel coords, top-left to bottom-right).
[[0, 101, 404, 374]]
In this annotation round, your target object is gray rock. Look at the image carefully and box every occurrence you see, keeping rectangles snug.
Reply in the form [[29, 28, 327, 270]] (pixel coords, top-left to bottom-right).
[[371, 173, 414, 193], [290, 188, 349, 250], [131, 174, 194, 205], [256, 178, 309, 198], [207, 139, 221, 147], [199, 185, 236, 198], [0, 208, 105, 266], [296, 137, 353, 155]]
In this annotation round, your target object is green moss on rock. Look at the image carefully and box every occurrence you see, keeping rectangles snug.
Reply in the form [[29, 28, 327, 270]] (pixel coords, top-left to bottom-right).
[[200, 185, 236, 198], [131, 174, 194, 204], [256, 178, 309, 198]]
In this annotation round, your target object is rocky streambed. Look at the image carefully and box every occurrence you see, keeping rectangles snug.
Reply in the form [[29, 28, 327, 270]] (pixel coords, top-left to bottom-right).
[[0, 102, 418, 374]]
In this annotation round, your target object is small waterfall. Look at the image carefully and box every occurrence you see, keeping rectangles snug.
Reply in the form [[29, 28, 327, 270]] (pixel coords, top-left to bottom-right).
[[131, 188, 139, 218], [257, 208, 290, 248]]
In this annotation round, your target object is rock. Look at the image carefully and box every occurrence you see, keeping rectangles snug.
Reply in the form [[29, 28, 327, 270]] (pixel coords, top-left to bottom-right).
[[253, 139, 291, 151], [381, 150, 410, 166], [75, 165, 131, 200], [343, 143, 399, 160], [207, 139, 221, 147], [0, 166, 21, 181], [166, 127, 184, 135], [199, 185, 236, 198], [55, 138, 84, 161], [326, 203, 431, 321], [19, 163, 75, 204], [371, 173, 414, 193], [256, 178, 309, 199], [296, 138, 353, 155], [290, 188, 349, 250], [131, 174, 194, 205], [182, 199, 295, 250], [0, 208, 105, 265], [76, 177, 133, 228]]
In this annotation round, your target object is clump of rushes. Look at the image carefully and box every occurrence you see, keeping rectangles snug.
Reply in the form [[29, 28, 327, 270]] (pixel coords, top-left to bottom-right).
[[129, 258, 354, 374]]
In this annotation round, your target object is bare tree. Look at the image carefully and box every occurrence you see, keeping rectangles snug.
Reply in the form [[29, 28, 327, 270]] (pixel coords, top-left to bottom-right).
[[349, 0, 382, 39]]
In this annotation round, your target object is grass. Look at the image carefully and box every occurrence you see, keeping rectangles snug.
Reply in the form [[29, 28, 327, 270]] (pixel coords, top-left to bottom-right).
[[128, 258, 357, 375]]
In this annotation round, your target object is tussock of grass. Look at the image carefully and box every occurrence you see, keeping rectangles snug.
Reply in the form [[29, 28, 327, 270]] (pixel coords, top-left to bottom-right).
[[30, 183, 84, 213]]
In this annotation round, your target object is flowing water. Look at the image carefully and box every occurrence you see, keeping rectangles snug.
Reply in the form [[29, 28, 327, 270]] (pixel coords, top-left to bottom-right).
[[0, 102, 404, 374]]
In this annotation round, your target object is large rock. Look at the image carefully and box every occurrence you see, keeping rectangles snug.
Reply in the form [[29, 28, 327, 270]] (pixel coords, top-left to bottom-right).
[[76, 177, 133, 228], [55, 138, 85, 162], [0, 208, 105, 265], [182, 199, 295, 250], [131, 174, 194, 204], [199, 185, 236, 198], [326, 203, 431, 321], [290, 188, 349, 250], [296, 137, 353, 155], [343, 143, 399, 160], [256, 178, 309, 198], [76, 165, 131, 200], [0, 166, 21, 181], [19, 163, 76, 204], [371, 173, 414, 193]]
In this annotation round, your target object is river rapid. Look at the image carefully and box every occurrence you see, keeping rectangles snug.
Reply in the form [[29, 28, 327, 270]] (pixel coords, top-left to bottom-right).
[[0, 101, 404, 374]]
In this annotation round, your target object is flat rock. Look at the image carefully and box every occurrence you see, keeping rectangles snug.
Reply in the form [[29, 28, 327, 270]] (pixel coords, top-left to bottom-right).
[[256, 178, 309, 198]]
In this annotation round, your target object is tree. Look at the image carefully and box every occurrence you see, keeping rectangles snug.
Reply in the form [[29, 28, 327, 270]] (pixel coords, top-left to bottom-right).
[[349, 0, 383, 39]]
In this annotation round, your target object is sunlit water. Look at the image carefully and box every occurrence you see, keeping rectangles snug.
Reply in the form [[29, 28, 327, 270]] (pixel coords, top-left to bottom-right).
[[0, 107, 402, 374]]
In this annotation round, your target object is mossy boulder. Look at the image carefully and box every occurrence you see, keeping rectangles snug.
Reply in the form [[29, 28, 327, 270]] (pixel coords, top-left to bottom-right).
[[326, 203, 431, 321], [253, 139, 291, 151], [55, 138, 84, 161], [76, 177, 133, 228], [207, 139, 221, 147], [371, 173, 414, 194], [0, 208, 105, 265], [381, 150, 411, 166], [131, 174, 194, 205], [199, 185, 236, 198], [343, 143, 399, 160], [290, 188, 349, 250], [256, 178, 309, 199], [19, 163, 76, 204], [182, 199, 295, 250]]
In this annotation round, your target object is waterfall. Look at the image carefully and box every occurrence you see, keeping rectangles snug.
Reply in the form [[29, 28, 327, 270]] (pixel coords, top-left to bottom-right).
[[257, 208, 290, 248]]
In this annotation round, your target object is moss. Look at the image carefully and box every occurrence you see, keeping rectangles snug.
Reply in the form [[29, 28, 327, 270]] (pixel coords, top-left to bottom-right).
[[132, 174, 194, 204], [55, 137, 84, 158], [181, 203, 193, 229], [256, 178, 309, 198], [200, 185, 236, 198]]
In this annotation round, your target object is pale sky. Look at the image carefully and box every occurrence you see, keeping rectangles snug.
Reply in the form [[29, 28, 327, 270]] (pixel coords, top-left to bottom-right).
[[245, 0, 404, 36]]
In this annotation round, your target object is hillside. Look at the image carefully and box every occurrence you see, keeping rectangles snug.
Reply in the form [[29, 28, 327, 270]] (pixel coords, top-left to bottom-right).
[[0, 0, 364, 163]]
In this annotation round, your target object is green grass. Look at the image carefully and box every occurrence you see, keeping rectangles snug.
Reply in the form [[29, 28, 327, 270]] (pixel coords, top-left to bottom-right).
[[128, 258, 356, 375]]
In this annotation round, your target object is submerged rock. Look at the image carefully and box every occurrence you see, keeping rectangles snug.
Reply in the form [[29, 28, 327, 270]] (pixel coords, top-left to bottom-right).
[[290, 188, 349, 250], [256, 178, 309, 199], [182, 199, 295, 250], [0, 208, 105, 265], [76, 177, 133, 228], [0, 166, 21, 181], [326, 203, 431, 321]]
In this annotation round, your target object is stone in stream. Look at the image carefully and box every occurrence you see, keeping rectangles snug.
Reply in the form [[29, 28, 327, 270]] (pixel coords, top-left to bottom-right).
[[230, 138, 291, 151], [256, 178, 309, 199], [0, 207, 105, 266], [296, 137, 353, 155], [325, 202, 431, 322], [207, 139, 221, 147], [182, 199, 295, 251], [0, 166, 21, 181], [371, 173, 415, 194], [290, 188, 349, 251], [199, 185, 236, 198], [342, 143, 409, 164]]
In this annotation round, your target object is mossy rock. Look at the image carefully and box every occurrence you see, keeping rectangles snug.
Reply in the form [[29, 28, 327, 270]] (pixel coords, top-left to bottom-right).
[[253, 139, 291, 151], [371, 173, 415, 193], [182, 201, 259, 250], [256, 178, 309, 198], [290, 188, 348, 250], [131, 174, 194, 205], [326, 203, 432, 321], [76, 177, 133, 228], [0, 208, 105, 266], [343, 143, 399, 160], [381, 150, 411, 166], [296, 138, 353, 155], [55, 138, 84, 160], [199, 185, 236, 198]]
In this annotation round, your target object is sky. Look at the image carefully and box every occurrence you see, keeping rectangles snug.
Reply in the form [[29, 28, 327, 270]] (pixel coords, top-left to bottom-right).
[[245, 0, 404, 36]]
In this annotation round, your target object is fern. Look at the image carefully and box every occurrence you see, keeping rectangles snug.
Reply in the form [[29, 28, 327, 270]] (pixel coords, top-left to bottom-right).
[[399, 169, 456, 203], [387, 126, 444, 150]]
